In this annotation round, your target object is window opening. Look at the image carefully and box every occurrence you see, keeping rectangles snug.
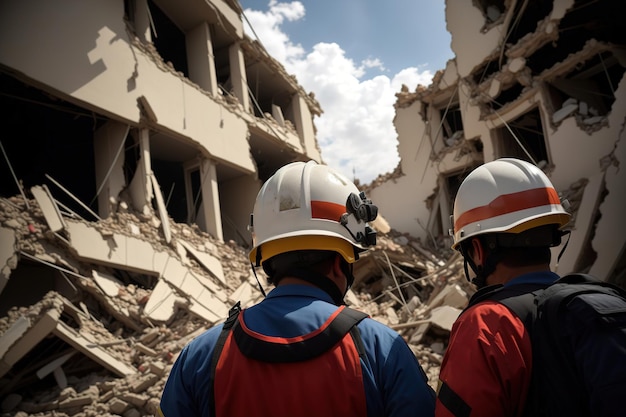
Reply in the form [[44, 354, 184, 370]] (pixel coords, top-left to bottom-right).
[[147, 0, 189, 77], [494, 108, 548, 165]]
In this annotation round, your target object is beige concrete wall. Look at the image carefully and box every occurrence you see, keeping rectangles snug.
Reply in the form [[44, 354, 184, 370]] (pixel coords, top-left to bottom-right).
[[0, 1, 140, 118], [445, 2, 502, 78], [0, 0, 255, 173], [219, 174, 261, 246], [589, 76, 626, 280], [292, 95, 322, 162], [369, 102, 429, 240]]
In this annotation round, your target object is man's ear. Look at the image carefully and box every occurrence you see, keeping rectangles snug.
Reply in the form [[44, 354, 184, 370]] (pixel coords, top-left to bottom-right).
[[471, 237, 485, 266]]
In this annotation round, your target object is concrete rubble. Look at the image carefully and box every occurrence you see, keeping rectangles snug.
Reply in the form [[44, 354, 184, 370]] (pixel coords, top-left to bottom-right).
[[2, 0, 624, 415], [0, 1, 476, 414], [0, 189, 472, 416]]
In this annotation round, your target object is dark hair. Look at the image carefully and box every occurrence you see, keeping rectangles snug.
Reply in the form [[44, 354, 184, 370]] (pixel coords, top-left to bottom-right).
[[263, 250, 336, 283], [460, 226, 558, 280], [500, 246, 552, 267], [493, 225, 561, 267]]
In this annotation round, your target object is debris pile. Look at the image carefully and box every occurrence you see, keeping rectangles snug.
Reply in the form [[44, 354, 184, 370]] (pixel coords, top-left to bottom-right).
[[0, 190, 472, 416]]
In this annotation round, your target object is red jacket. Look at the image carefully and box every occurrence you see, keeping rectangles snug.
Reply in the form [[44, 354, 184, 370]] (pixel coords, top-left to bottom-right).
[[436, 301, 532, 417]]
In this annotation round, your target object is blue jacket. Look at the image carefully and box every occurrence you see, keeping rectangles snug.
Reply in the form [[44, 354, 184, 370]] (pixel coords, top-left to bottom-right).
[[160, 284, 435, 417]]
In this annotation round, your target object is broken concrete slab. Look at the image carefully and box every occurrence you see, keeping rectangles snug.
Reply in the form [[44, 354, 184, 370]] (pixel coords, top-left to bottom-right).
[[179, 240, 226, 286], [424, 283, 468, 314], [0, 309, 61, 380], [92, 270, 123, 297], [143, 280, 179, 322], [53, 321, 136, 377], [30, 185, 66, 233]]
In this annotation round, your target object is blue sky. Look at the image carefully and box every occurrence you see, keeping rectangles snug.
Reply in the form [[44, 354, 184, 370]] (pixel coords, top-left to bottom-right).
[[240, 1, 454, 183]]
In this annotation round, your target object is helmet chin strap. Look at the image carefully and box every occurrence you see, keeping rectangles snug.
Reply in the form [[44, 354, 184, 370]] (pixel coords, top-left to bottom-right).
[[463, 256, 487, 289], [460, 241, 499, 290]]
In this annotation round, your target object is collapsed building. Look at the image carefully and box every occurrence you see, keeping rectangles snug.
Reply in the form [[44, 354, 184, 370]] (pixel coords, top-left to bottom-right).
[[0, 0, 624, 416], [369, 0, 626, 287], [0, 0, 463, 415]]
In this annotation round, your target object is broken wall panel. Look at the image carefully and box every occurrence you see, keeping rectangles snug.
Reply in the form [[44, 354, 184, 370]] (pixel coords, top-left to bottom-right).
[[0, 314, 42, 379], [552, 174, 603, 275], [65, 220, 166, 276], [179, 240, 226, 286], [143, 280, 179, 322], [30, 186, 67, 234]]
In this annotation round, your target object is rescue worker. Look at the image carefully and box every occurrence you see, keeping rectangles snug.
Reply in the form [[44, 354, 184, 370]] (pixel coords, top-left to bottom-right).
[[159, 160, 436, 417], [435, 157, 626, 417]]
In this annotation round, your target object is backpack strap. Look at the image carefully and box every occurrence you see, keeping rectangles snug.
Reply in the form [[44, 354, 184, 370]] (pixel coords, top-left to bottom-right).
[[465, 282, 550, 329], [348, 318, 370, 367], [208, 301, 241, 417], [232, 306, 368, 362]]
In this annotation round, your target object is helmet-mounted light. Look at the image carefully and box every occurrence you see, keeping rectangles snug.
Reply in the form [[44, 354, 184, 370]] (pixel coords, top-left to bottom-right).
[[340, 191, 378, 247]]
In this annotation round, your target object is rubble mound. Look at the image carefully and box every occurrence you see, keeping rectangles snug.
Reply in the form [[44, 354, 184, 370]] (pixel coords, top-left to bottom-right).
[[0, 194, 471, 416]]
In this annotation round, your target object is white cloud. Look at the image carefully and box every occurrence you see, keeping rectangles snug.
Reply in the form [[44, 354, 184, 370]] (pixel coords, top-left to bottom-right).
[[242, 2, 434, 183]]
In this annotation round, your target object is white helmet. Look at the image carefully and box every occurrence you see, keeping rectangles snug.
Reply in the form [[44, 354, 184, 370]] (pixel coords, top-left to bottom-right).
[[249, 161, 377, 267], [451, 158, 570, 250]]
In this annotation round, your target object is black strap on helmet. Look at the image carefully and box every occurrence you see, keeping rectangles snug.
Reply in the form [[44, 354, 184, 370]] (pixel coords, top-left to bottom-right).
[[459, 237, 505, 289]]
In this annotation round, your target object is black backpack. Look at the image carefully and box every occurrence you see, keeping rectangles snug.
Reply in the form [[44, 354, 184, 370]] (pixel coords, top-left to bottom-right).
[[467, 273, 626, 416]]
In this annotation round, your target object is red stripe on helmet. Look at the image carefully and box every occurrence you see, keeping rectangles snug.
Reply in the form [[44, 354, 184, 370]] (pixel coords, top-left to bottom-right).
[[311, 200, 345, 221], [455, 187, 561, 232]]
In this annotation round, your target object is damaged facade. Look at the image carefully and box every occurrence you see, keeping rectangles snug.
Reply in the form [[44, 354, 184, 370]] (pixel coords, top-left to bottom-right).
[[0, 0, 463, 415], [0, 0, 323, 250], [1, 0, 624, 416], [0, 0, 341, 414], [370, 0, 626, 287]]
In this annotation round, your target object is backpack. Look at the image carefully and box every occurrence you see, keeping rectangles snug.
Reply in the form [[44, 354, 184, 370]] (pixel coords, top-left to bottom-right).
[[207, 302, 370, 417], [467, 273, 626, 416]]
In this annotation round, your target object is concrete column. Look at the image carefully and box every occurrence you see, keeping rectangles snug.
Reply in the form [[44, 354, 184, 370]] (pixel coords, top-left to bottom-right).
[[127, 129, 153, 216], [186, 22, 218, 96], [200, 158, 223, 241], [229, 42, 250, 113], [93, 121, 129, 218], [291, 95, 321, 161], [437, 176, 451, 236]]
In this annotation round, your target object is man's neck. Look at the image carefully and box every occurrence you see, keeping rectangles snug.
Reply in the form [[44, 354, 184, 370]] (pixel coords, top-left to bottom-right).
[[277, 276, 318, 287]]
